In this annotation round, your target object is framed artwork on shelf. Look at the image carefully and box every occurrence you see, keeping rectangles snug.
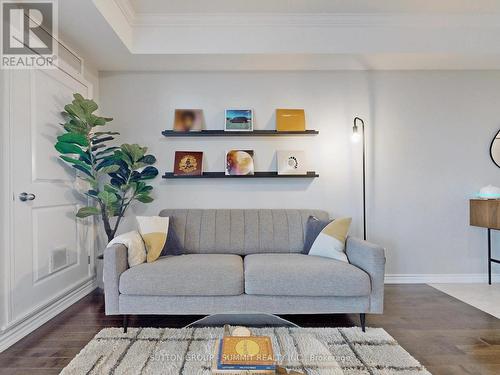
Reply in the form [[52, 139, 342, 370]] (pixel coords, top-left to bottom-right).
[[173, 151, 203, 176], [173, 109, 204, 132], [277, 150, 307, 175], [225, 150, 255, 175], [276, 109, 305, 131], [224, 109, 253, 132]]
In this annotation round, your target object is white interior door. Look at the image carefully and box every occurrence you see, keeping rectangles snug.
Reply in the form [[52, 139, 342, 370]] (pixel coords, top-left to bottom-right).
[[9, 68, 94, 322]]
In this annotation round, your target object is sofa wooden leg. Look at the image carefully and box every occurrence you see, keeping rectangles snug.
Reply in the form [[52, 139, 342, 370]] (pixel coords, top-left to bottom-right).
[[123, 315, 128, 333], [360, 313, 366, 332]]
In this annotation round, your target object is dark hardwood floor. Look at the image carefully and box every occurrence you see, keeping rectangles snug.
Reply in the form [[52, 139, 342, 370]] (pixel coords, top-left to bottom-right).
[[0, 285, 499, 375]]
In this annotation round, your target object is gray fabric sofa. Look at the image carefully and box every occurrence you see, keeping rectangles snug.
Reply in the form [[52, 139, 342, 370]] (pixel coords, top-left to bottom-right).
[[104, 209, 386, 330]]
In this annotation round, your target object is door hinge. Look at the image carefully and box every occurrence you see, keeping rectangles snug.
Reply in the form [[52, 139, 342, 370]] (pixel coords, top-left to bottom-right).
[[88, 255, 91, 264]]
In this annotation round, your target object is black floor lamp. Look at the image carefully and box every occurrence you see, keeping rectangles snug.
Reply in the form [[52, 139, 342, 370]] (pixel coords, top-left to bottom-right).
[[352, 117, 367, 241]]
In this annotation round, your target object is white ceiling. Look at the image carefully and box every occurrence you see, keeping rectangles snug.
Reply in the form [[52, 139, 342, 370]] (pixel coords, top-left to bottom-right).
[[128, 0, 500, 14], [57, 0, 500, 71]]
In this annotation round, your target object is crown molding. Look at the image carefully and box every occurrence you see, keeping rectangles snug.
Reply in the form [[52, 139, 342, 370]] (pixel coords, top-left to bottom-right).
[[113, 0, 137, 25], [135, 12, 407, 27], [138, 13, 500, 28], [110, 2, 500, 29]]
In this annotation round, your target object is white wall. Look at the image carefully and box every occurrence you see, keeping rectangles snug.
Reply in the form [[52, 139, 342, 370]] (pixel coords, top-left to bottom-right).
[[99, 71, 500, 277]]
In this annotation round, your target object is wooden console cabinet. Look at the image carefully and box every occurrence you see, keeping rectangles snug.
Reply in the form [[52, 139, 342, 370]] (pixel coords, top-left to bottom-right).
[[470, 199, 500, 284]]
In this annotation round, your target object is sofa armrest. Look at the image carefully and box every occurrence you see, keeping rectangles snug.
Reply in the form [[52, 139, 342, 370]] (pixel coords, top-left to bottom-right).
[[103, 243, 128, 315], [346, 236, 386, 313]]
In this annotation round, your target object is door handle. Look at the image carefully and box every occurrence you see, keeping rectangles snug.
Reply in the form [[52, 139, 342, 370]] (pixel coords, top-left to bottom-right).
[[19, 192, 36, 201]]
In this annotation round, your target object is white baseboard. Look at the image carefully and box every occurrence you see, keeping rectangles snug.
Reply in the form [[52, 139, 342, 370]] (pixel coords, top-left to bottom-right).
[[0, 279, 97, 353], [385, 273, 500, 284]]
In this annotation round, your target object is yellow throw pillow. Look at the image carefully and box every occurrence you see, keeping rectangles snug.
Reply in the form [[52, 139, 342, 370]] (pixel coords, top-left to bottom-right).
[[136, 216, 169, 263]]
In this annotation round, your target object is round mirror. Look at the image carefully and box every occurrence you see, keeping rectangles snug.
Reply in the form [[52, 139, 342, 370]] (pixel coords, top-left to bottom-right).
[[491, 130, 500, 168]]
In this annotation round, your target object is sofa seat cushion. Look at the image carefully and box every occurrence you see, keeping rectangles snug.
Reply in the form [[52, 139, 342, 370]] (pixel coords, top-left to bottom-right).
[[244, 254, 370, 297], [119, 254, 244, 296]]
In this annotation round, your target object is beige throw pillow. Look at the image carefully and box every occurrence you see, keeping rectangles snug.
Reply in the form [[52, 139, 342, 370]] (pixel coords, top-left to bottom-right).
[[136, 216, 170, 263]]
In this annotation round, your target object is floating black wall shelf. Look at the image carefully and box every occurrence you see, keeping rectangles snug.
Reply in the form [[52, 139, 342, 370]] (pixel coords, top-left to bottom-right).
[[161, 130, 319, 137], [162, 171, 319, 179]]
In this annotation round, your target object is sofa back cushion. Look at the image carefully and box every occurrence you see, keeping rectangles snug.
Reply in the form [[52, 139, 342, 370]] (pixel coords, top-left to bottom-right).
[[158, 209, 329, 255]]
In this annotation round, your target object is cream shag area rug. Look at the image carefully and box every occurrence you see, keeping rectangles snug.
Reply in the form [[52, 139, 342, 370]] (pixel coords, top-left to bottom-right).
[[61, 327, 431, 375]]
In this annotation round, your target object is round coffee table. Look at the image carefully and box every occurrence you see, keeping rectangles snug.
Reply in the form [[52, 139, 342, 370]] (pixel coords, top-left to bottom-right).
[[185, 313, 299, 328]]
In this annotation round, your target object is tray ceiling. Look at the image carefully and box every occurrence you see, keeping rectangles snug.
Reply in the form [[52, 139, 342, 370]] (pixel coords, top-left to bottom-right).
[[56, 0, 500, 71]]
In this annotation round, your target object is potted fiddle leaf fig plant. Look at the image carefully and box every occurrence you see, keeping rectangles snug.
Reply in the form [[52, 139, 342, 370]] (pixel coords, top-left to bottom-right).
[[55, 93, 158, 242]]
